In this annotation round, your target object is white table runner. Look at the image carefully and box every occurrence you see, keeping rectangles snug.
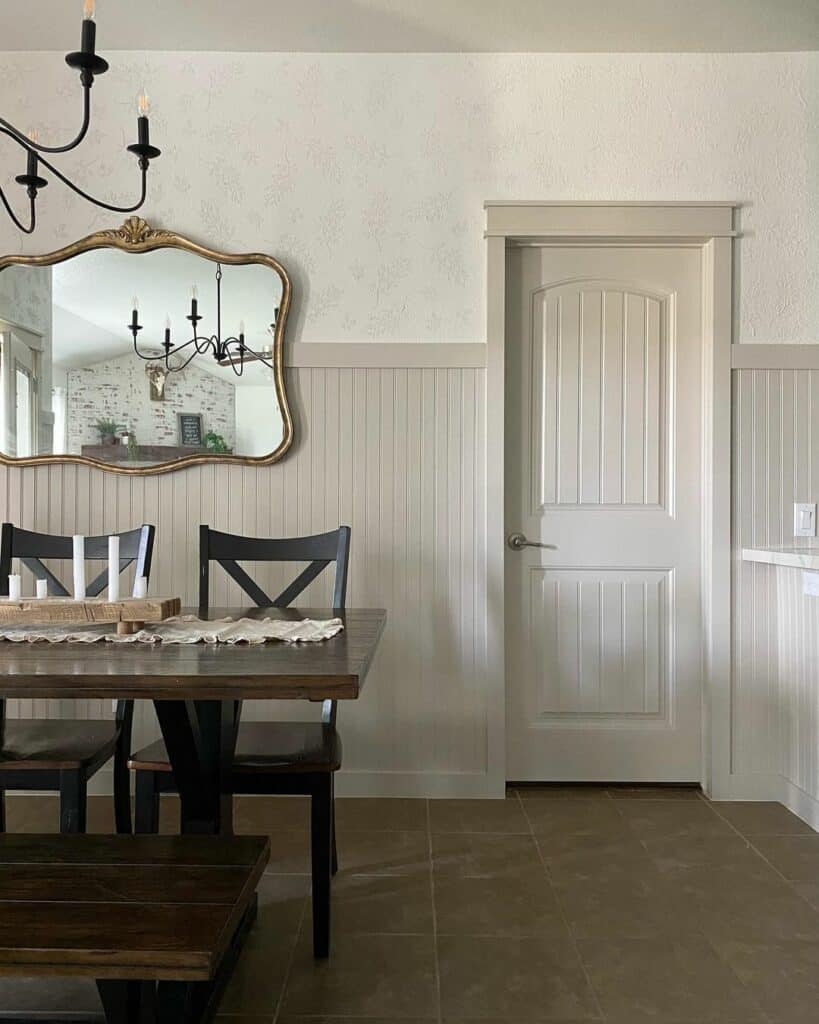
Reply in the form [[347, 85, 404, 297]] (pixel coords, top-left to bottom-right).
[[0, 614, 344, 645]]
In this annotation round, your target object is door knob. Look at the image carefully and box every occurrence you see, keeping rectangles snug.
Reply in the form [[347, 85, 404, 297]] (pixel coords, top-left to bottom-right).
[[507, 532, 557, 551]]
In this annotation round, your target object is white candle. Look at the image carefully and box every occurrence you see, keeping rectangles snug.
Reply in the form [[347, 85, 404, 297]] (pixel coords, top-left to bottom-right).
[[134, 576, 148, 598], [108, 535, 120, 602], [35, 578, 48, 599], [72, 535, 86, 600], [8, 574, 21, 600]]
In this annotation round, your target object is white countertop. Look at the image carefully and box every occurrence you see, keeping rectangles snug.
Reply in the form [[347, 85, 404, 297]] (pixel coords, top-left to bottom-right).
[[742, 546, 819, 571]]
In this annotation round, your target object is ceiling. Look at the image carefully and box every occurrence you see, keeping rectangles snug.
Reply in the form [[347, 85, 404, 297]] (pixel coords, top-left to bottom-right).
[[3, 0, 818, 53]]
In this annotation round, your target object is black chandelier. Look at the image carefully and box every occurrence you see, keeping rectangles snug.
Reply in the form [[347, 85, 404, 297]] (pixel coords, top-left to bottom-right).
[[0, 0, 160, 235], [129, 264, 278, 378]]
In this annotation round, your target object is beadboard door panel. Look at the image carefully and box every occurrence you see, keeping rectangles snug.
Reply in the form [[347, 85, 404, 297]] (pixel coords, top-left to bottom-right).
[[0, 362, 492, 797]]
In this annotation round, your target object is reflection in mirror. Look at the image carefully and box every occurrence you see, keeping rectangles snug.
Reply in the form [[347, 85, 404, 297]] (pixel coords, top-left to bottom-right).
[[0, 247, 285, 468]]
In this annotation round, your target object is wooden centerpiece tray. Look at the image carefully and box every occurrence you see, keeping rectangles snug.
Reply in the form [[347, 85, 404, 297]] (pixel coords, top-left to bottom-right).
[[0, 596, 181, 635]]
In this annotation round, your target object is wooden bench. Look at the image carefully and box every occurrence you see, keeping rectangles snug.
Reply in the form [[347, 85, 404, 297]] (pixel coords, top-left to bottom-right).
[[0, 833, 269, 1023]]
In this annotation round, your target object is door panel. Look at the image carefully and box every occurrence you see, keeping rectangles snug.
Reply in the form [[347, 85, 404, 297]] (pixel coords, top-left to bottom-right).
[[532, 283, 667, 511], [506, 246, 702, 781]]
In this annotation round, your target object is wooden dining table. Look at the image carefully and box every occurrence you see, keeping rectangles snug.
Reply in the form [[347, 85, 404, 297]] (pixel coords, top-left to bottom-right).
[[0, 607, 386, 836]]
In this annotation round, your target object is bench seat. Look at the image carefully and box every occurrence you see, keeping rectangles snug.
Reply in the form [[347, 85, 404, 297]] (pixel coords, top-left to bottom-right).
[[0, 833, 269, 1021]]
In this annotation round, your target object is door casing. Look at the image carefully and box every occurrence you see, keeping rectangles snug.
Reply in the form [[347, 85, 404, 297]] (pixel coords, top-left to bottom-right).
[[484, 202, 736, 798]]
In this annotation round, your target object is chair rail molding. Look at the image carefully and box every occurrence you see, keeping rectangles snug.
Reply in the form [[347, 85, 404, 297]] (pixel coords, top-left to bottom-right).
[[485, 200, 736, 800]]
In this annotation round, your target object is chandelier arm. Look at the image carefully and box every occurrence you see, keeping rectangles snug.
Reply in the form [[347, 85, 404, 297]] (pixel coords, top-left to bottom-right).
[[34, 153, 148, 213], [221, 343, 245, 378], [234, 341, 275, 368], [0, 87, 91, 155], [172, 345, 205, 372], [0, 183, 35, 234]]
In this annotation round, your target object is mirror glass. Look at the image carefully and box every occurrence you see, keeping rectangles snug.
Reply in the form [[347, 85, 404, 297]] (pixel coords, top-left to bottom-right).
[[0, 247, 285, 468]]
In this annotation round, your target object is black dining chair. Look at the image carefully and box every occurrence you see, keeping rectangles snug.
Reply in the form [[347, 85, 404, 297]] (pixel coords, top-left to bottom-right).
[[0, 523, 156, 835], [128, 524, 351, 958]]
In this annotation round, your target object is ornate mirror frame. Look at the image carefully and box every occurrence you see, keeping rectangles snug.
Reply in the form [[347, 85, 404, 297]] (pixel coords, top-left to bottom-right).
[[0, 216, 294, 475]]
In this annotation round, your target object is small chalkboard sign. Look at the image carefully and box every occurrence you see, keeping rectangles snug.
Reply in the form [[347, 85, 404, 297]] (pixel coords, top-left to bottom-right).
[[177, 412, 204, 447]]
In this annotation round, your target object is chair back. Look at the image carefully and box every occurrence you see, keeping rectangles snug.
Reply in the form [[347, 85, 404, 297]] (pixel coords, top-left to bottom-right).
[[199, 525, 350, 611], [0, 524, 156, 756], [0, 524, 156, 598], [199, 525, 351, 726]]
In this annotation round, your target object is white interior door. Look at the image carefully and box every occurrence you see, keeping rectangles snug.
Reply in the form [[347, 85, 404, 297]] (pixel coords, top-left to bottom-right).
[[506, 245, 703, 781]]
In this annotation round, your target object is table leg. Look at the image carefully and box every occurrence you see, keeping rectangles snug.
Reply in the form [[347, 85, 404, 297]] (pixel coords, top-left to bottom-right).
[[154, 699, 238, 836], [96, 979, 155, 1024]]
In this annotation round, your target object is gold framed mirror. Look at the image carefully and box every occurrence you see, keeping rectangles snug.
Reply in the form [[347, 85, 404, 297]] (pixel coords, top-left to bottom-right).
[[0, 217, 293, 475]]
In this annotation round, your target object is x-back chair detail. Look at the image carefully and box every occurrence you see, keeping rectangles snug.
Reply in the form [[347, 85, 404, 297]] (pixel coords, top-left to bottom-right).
[[129, 524, 351, 958], [0, 523, 156, 835]]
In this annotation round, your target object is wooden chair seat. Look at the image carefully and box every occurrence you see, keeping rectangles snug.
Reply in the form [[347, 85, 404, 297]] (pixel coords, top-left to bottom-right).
[[0, 720, 119, 772], [129, 721, 342, 775], [0, 833, 269, 1022]]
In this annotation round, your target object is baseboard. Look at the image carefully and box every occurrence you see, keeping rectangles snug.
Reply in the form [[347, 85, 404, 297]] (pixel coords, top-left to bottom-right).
[[334, 770, 503, 799], [708, 771, 819, 831], [778, 777, 819, 832], [706, 771, 783, 802], [87, 768, 503, 800]]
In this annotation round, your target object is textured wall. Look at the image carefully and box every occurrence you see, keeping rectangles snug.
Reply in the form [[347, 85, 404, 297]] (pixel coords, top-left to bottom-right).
[[0, 52, 816, 343], [66, 353, 236, 453]]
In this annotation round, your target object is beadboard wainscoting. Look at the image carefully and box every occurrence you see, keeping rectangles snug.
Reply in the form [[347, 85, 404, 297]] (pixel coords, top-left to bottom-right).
[[733, 359, 819, 827], [0, 345, 497, 798]]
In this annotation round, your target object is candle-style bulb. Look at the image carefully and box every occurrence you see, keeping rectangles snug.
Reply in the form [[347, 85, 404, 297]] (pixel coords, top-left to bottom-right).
[[132, 295, 138, 311], [165, 314, 171, 330], [191, 284, 198, 300], [83, 0, 95, 20], [137, 90, 150, 117], [239, 320, 245, 335]]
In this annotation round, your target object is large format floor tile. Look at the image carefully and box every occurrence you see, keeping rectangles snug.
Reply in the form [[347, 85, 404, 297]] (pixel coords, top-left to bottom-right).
[[555, 876, 701, 940], [3, 791, 818, 1021], [434, 869, 570, 939], [617, 799, 735, 839], [712, 939, 819, 1024], [752, 835, 819, 881], [522, 797, 628, 838], [711, 801, 816, 836], [438, 935, 600, 1019], [282, 934, 437, 1018], [335, 829, 430, 875], [330, 870, 434, 935], [335, 797, 428, 832], [536, 833, 656, 885], [431, 831, 543, 876], [578, 936, 765, 1021], [428, 797, 530, 834]]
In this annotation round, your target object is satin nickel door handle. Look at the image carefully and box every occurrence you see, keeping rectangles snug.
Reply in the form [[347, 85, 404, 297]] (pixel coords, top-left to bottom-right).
[[507, 532, 557, 551]]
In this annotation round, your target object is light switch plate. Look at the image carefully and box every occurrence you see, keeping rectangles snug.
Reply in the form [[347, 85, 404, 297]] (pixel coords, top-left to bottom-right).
[[803, 571, 819, 597], [794, 502, 817, 538]]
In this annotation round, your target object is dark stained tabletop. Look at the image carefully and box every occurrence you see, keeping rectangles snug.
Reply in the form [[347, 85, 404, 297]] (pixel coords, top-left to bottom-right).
[[0, 607, 386, 701]]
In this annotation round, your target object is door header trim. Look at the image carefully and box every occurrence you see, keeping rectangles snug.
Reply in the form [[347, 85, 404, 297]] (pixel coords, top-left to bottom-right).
[[485, 202, 738, 240]]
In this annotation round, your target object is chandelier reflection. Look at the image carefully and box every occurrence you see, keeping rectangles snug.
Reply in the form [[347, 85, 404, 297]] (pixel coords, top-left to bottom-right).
[[129, 263, 277, 377]]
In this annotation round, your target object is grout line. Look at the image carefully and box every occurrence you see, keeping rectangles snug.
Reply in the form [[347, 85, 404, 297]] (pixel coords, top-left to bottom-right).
[[425, 798, 443, 1024], [270, 877, 310, 1024], [516, 789, 608, 1022], [704, 801, 819, 909]]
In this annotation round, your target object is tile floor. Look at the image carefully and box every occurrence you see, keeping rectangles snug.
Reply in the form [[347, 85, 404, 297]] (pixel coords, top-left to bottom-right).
[[1, 786, 818, 1022]]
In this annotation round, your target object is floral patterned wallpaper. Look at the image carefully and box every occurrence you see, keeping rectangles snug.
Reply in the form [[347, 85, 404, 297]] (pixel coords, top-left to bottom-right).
[[0, 52, 816, 343]]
